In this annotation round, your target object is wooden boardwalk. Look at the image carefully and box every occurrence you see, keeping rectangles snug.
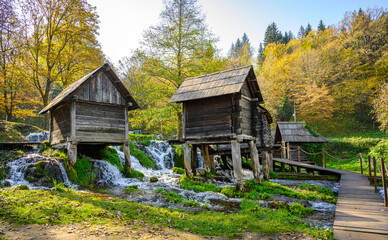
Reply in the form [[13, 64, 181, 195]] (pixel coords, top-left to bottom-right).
[[273, 158, 388, 240]]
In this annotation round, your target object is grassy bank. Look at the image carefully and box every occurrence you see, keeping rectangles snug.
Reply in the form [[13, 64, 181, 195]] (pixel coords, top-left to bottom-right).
[[0, 187, 332, 239], [0, 121, 43, 142]]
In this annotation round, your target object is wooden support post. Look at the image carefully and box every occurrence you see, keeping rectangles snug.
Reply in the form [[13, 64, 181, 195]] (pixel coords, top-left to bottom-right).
[[268, 151, 273, 172], [322, 149, 326, 168], [123, 140, 131, 175], [262, 150, 270, 180], [373, 156, 378, 193], [281, 163, 285, 172], [381, 158, 387, 207], [248, 140, 261, 184], [287, 142, 290, 160], [297, 146, 301, 173], [231, 140, 243, 191], [201, 144, 211, 173], [281, 141, 286, 159], [359, 153, 363, 175], [368, 156, 372, 185], [191, 145, 198, 175], [183, 143, 192, 177], [209, 154, 215, 171], [66, 139, 77, 166]]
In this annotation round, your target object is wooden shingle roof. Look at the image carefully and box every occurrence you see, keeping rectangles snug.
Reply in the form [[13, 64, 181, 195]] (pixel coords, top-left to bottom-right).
[[274, 122, 327, 143], [169, 65, 264, 103], [39, 63, 139, 114]]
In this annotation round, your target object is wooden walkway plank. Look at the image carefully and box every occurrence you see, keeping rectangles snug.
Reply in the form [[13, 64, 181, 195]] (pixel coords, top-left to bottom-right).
[[273, 158, 388, 240]]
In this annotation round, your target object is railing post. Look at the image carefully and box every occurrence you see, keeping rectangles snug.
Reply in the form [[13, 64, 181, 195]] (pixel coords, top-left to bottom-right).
[[373, 156, 377, 193], [322, 149, 326, 168], [359, 153, 363, 175], [297, 146, 301, 173], [380, 158, 387, 207], [368, 156, 372, 185]]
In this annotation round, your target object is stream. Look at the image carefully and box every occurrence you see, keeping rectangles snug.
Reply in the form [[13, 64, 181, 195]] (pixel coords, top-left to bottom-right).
[[1, 131, 344, 229]]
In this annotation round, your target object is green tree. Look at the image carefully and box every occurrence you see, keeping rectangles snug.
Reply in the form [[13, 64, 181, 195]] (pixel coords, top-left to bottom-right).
[[264, 22, 283, 46], [297, 25, 305, 39], [140, 0, 226, 136], [317, 20, 326, 31], [305, 23, 313, 35], [228, 33, 254, 67], [21, 0, 103, 126], [373, 82, 388, 133]]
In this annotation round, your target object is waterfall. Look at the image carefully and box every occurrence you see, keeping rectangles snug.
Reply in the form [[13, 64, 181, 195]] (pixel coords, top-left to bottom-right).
[[26, 131, 49, 142], [144, 140, 175, 170], [93, 160, 139, 186]]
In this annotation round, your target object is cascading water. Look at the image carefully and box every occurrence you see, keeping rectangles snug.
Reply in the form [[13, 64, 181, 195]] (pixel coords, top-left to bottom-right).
[[26, 131, 49, 142], [144, 140, 174, 170]]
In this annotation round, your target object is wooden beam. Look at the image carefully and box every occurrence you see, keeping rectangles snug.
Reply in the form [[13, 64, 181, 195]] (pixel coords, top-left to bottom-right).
[[191, 145, 198, 175], [123, 140, 131, 175], [201, 144, 210, 172], [231, 140, 243, 191], [262, 150, 270, 180], [248, 140, 261, 184], [183, 143, 192, 176]]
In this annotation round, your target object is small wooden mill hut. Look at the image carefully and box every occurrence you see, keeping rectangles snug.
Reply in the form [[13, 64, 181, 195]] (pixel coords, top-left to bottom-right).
[[274, 122, 327, 163], [39, 63, 139, 168], [169, 65, 271, 189]]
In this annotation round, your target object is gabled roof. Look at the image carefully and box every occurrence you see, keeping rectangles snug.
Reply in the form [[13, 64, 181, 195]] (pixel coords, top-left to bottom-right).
[[169, 65, 264, 103], [274, 122, 327, 143], [39, 63, 139, 114]]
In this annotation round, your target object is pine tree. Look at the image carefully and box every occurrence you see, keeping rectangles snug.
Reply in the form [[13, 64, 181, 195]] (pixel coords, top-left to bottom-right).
[[283, 31, 294, 44], [257, 43, 265, 66], [264, 22, 284, 46], [305, 23, 313, 36], [298, 25, 305, 39], [318, 20, 326, 31], [228, 33, 254, 67]]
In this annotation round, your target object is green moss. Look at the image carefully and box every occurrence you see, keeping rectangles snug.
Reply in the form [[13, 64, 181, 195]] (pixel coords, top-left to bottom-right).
[[126, 185, 139, 192], [172, 145, 184, 168], [128, 133, 154, 146], [73, 157, 98, 189], [0, 189, 332, 239], [128, 143, 157, 169], [0, 166, 10, 181], [172, 167, 185, 174], [303, 124, 319, 137], [220, 187, 273, 200], [98, 147, 122, 171], [150, 176, 158, 182], [179, 175, 221, 192], [287, 202, 314, 217], [128, 169, 144, 180]]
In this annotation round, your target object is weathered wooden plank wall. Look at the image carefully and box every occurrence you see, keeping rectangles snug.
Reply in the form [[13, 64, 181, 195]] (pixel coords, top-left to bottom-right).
[[185, 95, 232, 138], [75, 102, 126, 142], [75, 72, 125, 106], [51, 102, 71, 145]]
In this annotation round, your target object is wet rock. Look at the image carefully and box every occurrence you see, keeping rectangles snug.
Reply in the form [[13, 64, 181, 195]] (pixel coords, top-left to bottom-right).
[[2, 179, 11, 187], [25, 160, 64, 187], [150, 176, 158, 182]]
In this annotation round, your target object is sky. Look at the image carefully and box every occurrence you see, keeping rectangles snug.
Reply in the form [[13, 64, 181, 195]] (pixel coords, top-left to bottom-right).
[[88, 0, 388, 65]]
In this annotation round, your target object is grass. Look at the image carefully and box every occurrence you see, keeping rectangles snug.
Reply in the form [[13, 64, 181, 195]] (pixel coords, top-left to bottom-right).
[[155, 188, 201, 207], [179, 175, 221, 192], [0, 120, 43, 142], [128, 133, 154, 146], [0, 188, 332, 239]]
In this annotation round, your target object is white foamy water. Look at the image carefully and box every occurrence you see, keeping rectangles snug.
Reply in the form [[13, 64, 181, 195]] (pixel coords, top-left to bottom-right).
[[26, 131, 49, 142], [3, 153, 76, 189]]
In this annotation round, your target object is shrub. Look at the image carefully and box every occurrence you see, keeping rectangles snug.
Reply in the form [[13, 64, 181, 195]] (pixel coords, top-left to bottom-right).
[[369, 140, 388, 161]]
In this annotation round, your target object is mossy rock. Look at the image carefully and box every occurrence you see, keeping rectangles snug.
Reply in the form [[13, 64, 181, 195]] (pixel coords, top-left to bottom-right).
[[12, 184, 29, 190], [150, 176, 158, 182], [25, 160, 64, 188], [172, 167, 184, 175]]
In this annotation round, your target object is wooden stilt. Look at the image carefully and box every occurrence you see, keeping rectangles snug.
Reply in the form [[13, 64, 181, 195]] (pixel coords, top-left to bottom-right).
[[231, 140, 243, 191], [191, 145, 198, 175], [281, 163, 285, 172], [268, 151, 273, 172], [201, 144, 211, 173], [297, 146, 301, 173], [183, 143, 192, 177], [66, 139, 77, 166], [248, 140, 261, 184], [209, 154, 215, 171], [262, 150, 270, 180], [123, 140, 131, 175]]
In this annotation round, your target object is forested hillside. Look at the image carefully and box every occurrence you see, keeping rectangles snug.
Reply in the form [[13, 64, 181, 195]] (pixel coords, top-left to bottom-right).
[[0, 0, 387, 137]]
